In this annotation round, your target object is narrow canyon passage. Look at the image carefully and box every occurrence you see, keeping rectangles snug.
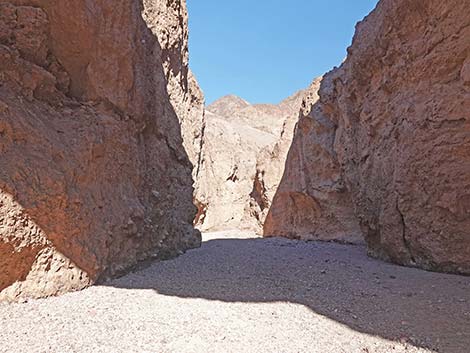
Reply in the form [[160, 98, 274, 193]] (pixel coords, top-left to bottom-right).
[[1, 231, 469, 353], [1, 0, 470, 352]]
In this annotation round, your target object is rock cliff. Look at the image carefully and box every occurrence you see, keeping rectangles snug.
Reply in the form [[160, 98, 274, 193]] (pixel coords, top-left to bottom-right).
[[264, 78, 363, 243], [328, 0, 470, 273], [268, 0, 470, 273], [0, 0, 203, 301]]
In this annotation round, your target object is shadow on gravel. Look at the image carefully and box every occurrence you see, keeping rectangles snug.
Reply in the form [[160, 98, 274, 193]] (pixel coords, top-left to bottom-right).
[[108, 237, 470, 353]]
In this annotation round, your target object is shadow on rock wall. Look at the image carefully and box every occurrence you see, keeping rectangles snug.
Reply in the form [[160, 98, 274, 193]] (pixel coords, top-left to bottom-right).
[[263, 94, 363, 244], [0, 0, 200, 301]]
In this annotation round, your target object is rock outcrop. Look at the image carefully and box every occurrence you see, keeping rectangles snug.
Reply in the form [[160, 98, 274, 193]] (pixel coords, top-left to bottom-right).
[[194, 91, 305, 233], [329, 0, 470, 273], [0, 0, 203, 301], [269, 0, 470, 273], [264, 78, 363, 243]]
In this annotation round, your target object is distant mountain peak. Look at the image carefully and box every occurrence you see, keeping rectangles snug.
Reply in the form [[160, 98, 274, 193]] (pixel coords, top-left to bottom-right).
[[206, 95, 250, 116]]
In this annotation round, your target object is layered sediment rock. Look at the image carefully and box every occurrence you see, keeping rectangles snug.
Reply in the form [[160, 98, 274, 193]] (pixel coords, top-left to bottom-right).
[[0, 0, 203, 301], [270, 0, 470, 273], [194, 92, 304, 233]]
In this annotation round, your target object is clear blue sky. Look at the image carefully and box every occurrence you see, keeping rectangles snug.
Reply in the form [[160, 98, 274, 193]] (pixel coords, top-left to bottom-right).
[[187, 0, 378, 105]]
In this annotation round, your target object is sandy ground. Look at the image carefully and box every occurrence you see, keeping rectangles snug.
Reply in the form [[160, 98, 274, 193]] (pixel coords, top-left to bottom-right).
[[1, 230, 469, 353]]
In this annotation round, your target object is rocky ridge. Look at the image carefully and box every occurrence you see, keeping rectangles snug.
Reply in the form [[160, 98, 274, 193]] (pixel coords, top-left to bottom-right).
[[194, 90, 306, 233]]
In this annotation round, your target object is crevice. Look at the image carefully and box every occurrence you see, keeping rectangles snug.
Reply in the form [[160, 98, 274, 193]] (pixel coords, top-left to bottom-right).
[[396, 198, 416, 264], [226, 166, 239, 182], [193, 198, 207, 226], [194, 116, 206, 179], [249, 170, 269, 212]]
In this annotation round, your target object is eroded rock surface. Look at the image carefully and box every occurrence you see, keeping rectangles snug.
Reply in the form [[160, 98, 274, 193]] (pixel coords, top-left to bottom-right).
[[194, 92, 305, 233], [0, 0, 202, 301], [329, 0, 470, 273], [270, 0, 470, 273], [264, 78, 363, 243]]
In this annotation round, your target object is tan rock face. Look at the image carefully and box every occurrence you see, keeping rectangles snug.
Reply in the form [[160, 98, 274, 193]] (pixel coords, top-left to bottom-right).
[[328, 0, 470, 273], [194, 92, 305, 233], [272, 0, 470, 273], [264, 78, 363, 243], [0, 0, 202, 301]]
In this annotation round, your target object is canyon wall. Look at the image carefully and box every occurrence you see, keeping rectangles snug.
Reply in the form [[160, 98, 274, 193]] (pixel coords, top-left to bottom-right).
[[194, 91, 305, 233], [0, 0, 203, 301], [264, 79, 363, 244], [268, 0, 470, 273]]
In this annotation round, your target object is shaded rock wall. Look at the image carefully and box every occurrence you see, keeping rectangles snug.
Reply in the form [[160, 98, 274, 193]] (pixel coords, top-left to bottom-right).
[[264, 78, 363, 243], [268, 0, 470, 273], [0, 0, 202, 301]]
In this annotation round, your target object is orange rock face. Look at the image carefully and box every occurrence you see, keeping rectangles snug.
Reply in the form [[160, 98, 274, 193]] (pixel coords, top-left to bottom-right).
[[0, 0, 202, 301], [270, 0, 470, 273]]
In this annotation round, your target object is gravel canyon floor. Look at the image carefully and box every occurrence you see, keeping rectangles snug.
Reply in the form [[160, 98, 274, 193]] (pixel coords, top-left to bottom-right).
[[1, 231, 469, 353]]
